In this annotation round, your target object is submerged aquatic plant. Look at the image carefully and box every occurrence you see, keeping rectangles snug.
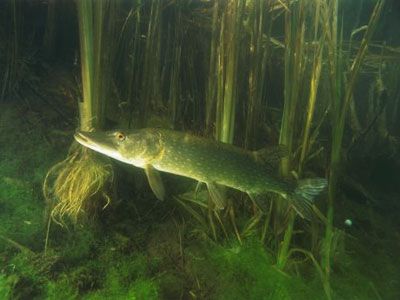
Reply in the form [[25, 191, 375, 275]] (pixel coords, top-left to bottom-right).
[[0, 0, 399, 299], [323, 0, 385, 289], [43, 145, 112, 225], [43, 0, 117, 230]]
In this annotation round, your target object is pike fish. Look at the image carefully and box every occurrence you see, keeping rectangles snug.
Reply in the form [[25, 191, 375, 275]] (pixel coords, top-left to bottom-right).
[[74, 128, 327, 219]]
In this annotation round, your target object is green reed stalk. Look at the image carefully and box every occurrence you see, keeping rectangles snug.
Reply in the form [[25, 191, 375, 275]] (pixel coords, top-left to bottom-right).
[[335, 1, 385, 143], [77, 0, 95, 130], [205, 0, 219, 133], [276, 0, 307, 270], [168, 1, 183, 127], [215, 0, 245, 143], [279, 0, 306, 176], [321, 0, 385, 297], [298, 43, 324, 176], [130, 1, 142, 116], [44, 0, 118, 223], [203, 0, 245, 241], [276, 211, 295, 269], [140, 0, 162, 127], [116, 0, 142, 128], [298, 2, 325, 176], [318, 2, 340, 297], [77, 0, 118, 130], [244, 0, 270, 149]]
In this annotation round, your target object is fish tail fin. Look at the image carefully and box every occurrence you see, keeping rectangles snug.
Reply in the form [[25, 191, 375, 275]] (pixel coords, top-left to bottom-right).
[[291, 178, 327, 219]]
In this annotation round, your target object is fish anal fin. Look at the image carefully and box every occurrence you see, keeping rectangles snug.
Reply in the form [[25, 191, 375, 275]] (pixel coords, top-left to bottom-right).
[[144, 165, 165, 201], [206, 182, 226, 210]]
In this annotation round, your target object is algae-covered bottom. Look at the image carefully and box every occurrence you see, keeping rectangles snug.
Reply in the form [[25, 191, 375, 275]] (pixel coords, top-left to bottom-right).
[[1, 102, 399, 299]]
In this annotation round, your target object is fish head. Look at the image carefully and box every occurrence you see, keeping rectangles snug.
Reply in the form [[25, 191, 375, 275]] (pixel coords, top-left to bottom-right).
[[74, 129, 163, 168]]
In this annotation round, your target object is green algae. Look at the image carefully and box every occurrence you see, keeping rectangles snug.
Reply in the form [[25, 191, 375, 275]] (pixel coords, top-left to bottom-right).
[[185, 240, 316, 300], [0, 274, 17, 300], [1, 98, 399, 299]]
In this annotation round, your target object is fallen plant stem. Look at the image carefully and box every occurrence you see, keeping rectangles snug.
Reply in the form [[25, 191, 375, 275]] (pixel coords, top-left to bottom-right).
[[0, 233, 35, 255]]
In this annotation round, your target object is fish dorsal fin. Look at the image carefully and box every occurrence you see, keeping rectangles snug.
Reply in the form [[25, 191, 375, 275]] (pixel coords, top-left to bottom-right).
[[144, 165, 165, 201], [252, 145, 288, 168], [206, 182, 226, 210]]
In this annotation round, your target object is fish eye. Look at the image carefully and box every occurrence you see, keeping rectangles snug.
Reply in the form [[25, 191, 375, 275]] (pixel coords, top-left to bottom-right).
[[115, 132, 126, 141]]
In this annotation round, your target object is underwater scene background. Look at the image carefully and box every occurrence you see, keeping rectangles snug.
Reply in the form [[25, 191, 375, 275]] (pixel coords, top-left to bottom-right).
[[0, 0, 399, 299]]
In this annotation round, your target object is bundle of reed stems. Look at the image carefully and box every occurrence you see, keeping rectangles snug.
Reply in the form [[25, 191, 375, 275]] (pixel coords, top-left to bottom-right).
[[38, 1, 393, 296]]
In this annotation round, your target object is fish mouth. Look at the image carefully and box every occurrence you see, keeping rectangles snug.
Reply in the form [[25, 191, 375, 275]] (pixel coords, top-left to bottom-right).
[[74, 131, 119, 159], [74, 130, 136, 165], [74, 132, 90, 146]]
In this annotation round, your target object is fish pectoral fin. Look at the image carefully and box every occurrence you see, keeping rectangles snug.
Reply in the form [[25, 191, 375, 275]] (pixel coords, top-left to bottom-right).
[[206, 182, 226, 210], [144, 165, 165, 201]]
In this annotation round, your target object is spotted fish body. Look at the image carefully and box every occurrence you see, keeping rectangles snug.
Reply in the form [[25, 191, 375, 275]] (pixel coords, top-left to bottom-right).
[[150, 129, 290, 195], [74, 128, 327, 218]]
